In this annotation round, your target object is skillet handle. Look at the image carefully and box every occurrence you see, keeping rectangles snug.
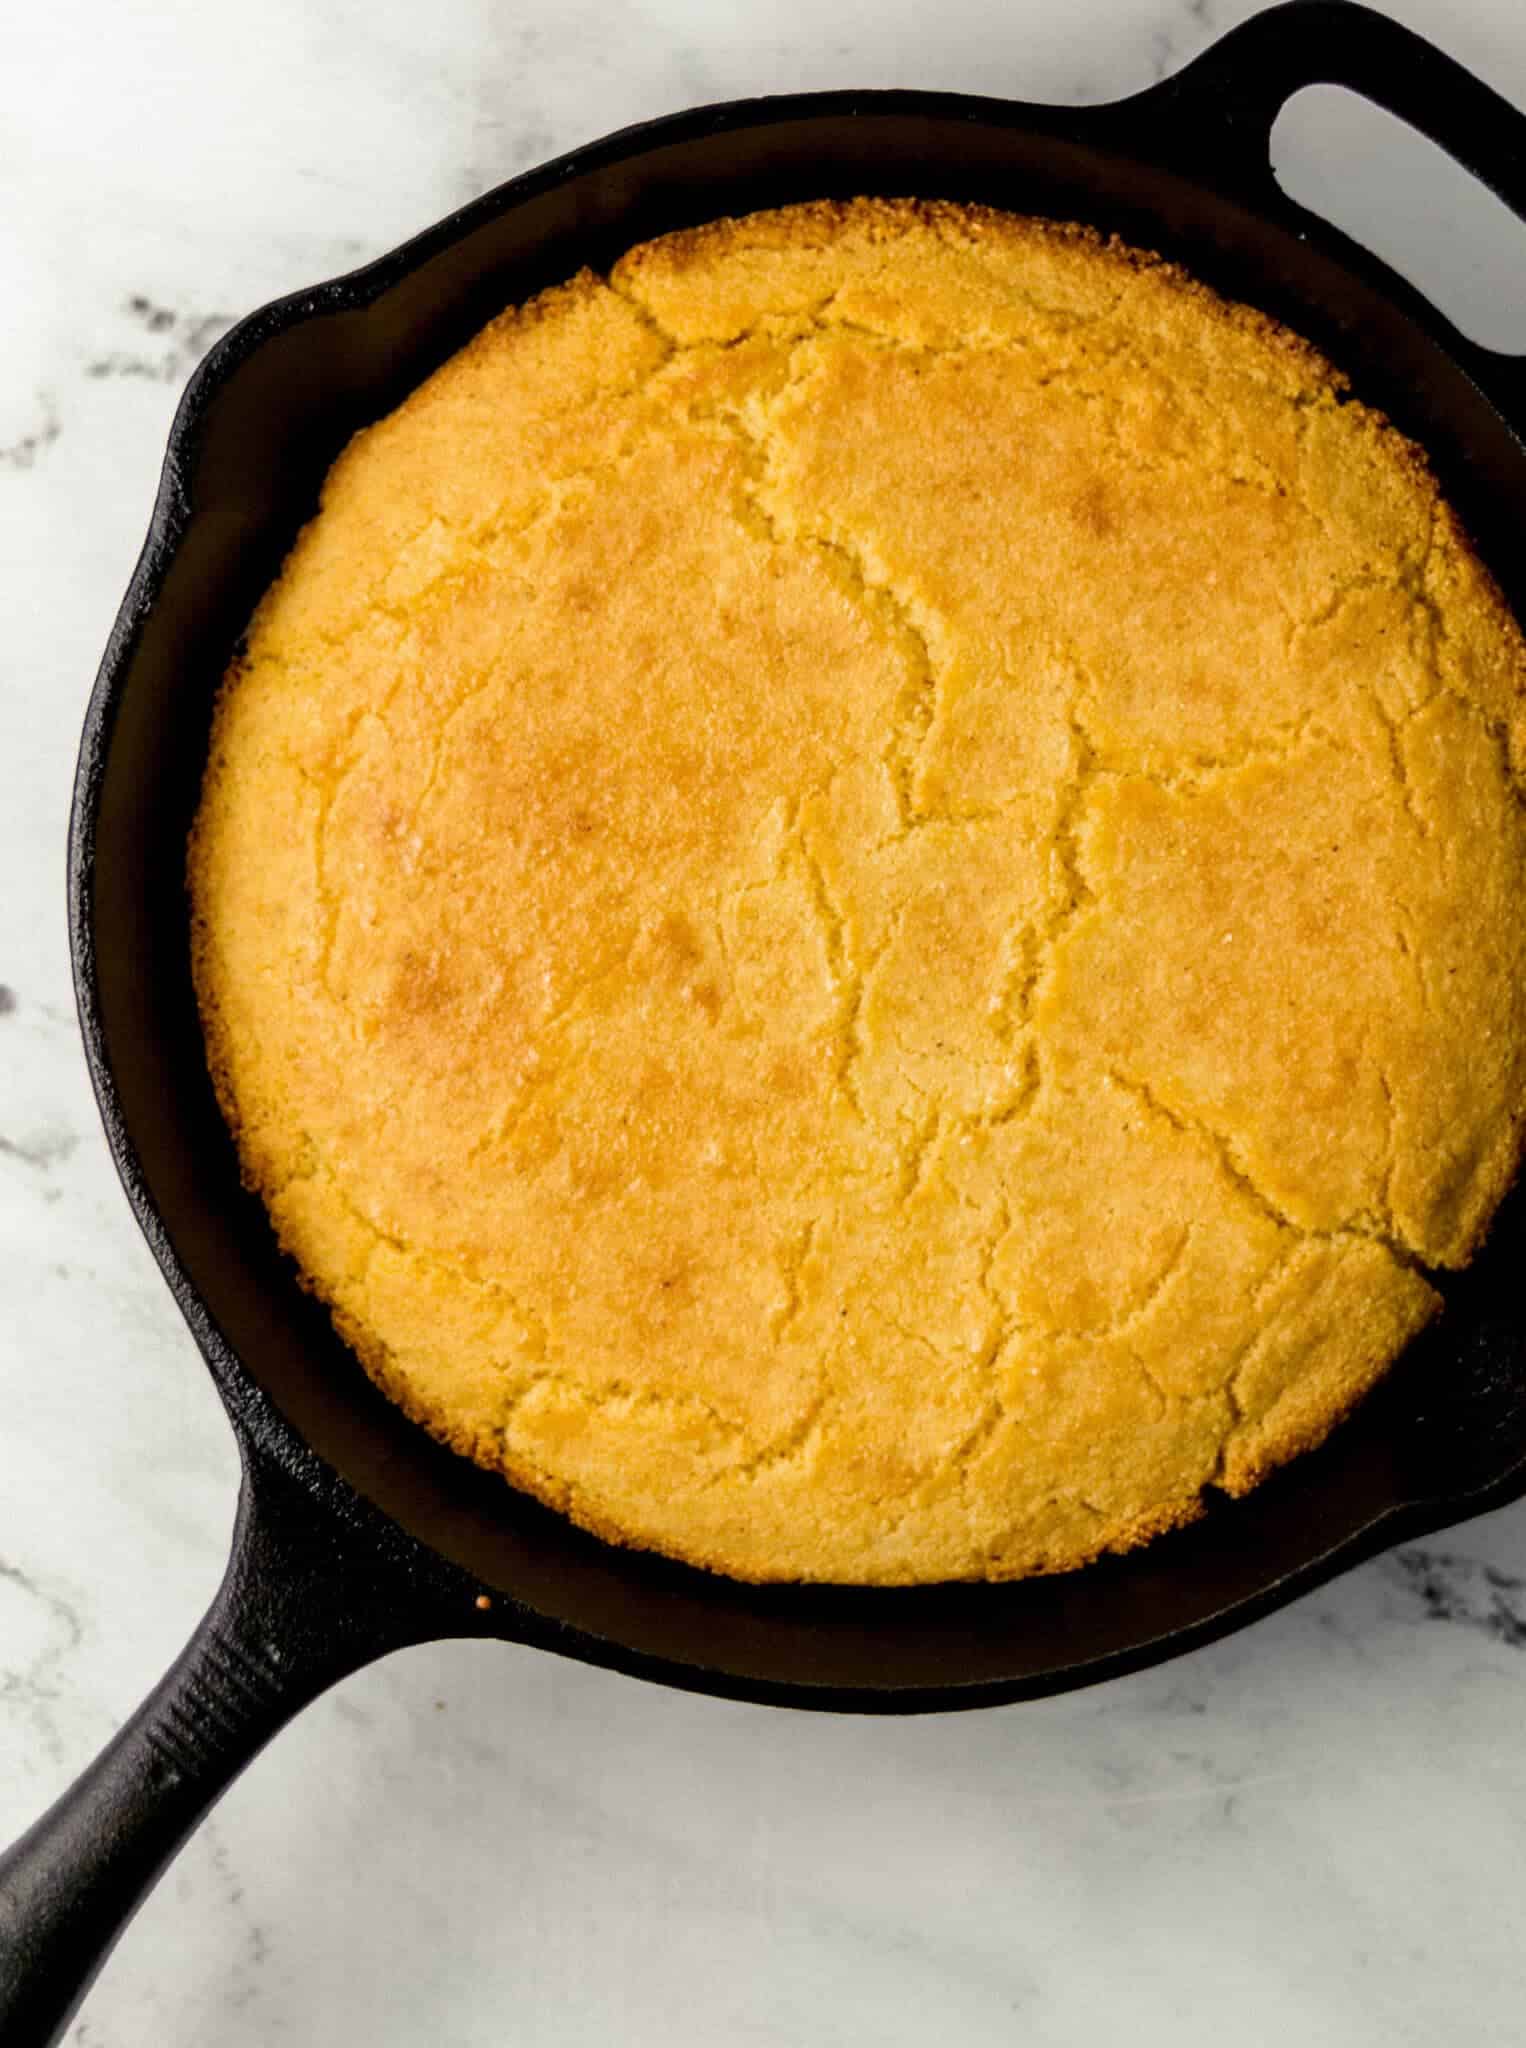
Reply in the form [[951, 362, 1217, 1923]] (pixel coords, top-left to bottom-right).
[[0, 1444, 475, 2047], [1141, 0, 1526, 431]]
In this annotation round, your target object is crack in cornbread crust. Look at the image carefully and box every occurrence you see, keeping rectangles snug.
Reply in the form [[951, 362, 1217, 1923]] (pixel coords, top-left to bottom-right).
[[188, 198, 1526, 1584]]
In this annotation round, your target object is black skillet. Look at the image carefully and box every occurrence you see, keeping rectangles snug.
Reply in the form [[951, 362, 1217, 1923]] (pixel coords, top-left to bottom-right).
[[5, 1, 1526, 2038]]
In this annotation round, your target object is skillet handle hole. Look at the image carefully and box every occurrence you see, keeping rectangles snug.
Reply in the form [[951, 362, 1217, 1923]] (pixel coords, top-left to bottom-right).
[[1270, 84, 1526, 357]]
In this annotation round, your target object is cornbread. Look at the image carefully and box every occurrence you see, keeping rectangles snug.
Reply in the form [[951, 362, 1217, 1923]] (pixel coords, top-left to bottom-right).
[[189, 198, 1526, 1585]]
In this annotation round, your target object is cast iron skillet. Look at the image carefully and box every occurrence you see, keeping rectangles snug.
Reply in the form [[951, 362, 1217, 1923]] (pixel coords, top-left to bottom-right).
[[4, 2, 1526, 2038]]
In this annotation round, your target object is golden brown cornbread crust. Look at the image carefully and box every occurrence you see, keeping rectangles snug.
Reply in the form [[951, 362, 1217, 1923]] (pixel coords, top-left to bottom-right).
[[189, 198, 1526, 1584]]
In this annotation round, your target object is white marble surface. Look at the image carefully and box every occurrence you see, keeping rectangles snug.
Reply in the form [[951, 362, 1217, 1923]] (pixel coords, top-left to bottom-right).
[[7, 0, 1526, 2041]]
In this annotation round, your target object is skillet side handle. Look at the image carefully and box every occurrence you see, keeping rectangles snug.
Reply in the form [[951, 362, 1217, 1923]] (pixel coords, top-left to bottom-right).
[[0, 1444, 467, 2048], [1143, 0, 1526, 433]]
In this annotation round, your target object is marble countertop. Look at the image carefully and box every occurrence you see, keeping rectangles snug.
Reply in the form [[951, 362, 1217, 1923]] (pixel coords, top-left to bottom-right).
[[7, 0, 1526, 2041]]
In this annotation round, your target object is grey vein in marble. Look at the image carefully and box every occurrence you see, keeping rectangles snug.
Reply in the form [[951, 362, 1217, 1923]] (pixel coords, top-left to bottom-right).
[[1386, 1547, 1526, 1647], [0, 1128, 81, 1172], [85, 297, 234, 385], [0, 1557, 85, 1769], [1147, 0, 1218, 81], [0, 397, 61, 472]]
